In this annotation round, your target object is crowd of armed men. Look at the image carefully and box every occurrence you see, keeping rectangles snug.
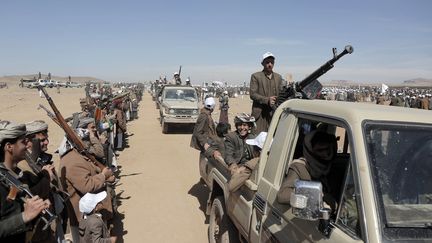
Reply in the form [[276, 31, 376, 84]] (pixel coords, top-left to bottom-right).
[[320, 86, 432, 109], [0, 83, 143, 242]]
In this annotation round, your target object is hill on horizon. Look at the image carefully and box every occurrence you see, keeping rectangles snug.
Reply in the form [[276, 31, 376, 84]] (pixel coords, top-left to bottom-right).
[[0, 74, 106, 85], [323, 78, 432, 87]]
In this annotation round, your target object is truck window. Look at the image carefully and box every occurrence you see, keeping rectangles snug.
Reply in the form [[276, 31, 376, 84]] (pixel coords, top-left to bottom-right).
[[279, 118, 352, 205], [336, 164, 361, 239], [365, 122, 432, 239]]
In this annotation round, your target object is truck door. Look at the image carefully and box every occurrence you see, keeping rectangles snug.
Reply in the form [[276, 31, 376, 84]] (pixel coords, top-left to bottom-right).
[[249, 112, 297, 243], [226, 177, 257, 237], [259, 119, 365, 243]]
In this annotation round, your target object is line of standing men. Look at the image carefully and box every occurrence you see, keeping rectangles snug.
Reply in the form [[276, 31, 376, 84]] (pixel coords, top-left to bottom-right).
[[0, 86, 143, 243]]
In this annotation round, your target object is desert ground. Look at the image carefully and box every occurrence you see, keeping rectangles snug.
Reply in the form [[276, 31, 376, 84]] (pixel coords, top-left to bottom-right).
[[0, 84, 253, 242]]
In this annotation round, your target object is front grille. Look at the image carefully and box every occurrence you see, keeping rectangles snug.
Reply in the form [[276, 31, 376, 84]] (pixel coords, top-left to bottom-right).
[[175, 109, 194, 115]]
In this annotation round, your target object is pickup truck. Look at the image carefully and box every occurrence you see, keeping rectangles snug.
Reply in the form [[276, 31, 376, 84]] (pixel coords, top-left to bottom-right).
[[159, 85, 199, 133], [201, 99, 432, 243]]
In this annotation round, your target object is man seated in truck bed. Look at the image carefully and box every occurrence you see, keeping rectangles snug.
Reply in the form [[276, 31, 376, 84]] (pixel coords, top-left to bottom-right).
[[224, 114, 256, 174], [204, 122, 231, 162]]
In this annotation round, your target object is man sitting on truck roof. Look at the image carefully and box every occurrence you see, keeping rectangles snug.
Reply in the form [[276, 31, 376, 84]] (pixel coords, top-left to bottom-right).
[[277, 130, 338, 211]]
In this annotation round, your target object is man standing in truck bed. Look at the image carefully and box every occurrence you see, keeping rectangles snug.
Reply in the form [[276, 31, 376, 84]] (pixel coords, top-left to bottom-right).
[[249, 52, 283, 133]]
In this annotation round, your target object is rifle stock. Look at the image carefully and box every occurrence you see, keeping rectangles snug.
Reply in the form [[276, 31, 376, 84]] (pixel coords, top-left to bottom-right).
[[38, 87, 107, 171]]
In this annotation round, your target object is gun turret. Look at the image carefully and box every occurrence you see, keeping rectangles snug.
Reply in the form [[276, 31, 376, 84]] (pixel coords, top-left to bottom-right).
[[276, 45, 354, 107]]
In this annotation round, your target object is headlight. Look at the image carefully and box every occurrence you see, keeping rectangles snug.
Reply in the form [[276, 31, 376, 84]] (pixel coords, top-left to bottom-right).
[[169, 109, 175, 114], [192, 109, 198, 115]]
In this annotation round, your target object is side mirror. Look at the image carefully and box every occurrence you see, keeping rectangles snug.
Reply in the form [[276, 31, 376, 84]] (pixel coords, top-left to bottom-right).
[[290, 180, 330, 221]]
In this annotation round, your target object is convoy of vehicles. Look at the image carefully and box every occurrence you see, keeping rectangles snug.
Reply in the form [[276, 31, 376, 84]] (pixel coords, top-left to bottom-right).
[[201, 99, 432, 243], [22, 78, 82, 88]]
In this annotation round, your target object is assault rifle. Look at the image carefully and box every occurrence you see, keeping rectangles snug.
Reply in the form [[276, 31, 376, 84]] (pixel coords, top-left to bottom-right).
[[23, 138, 70, 202], [0, 166, 56, 230], [276, 45, 354, 107], [37, 87, 112, 175]]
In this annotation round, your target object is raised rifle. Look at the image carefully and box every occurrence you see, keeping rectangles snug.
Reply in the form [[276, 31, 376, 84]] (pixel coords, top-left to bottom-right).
[[276, 45, 354, 107], [38, 87, 110, 172], [38, 104, 60, 126], [0, 166, 57, 230]]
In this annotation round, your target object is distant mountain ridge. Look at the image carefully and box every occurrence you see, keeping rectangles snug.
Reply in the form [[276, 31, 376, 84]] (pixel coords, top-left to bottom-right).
[[0, 74, 106, 84], [402, 78, 432, 86]]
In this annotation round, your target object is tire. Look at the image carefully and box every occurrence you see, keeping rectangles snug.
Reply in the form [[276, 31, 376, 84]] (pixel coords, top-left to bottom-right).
[[162, 119, 169, 134], [209, 196, 239, 243]]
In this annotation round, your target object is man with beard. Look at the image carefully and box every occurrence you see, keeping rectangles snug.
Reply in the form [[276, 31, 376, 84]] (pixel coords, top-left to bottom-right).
[[250, 52, 283, 134], [0, 121, 51, 242], [224, 114, 256, 174], [24, 120, 59, 243], [277, 130, 338, 210]]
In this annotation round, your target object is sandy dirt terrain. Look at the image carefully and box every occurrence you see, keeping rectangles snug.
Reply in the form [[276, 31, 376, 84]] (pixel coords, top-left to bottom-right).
[[0, 85, 252, 242]]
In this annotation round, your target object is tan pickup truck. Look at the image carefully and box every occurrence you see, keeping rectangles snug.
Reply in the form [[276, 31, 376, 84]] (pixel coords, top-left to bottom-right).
[[159, 85, 199, 133], [201, 99, 432, 243]]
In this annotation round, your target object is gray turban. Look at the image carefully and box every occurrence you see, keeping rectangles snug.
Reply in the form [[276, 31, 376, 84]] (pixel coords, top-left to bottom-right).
[[0, 121, 27, 144], [26, 120, 48, 136]]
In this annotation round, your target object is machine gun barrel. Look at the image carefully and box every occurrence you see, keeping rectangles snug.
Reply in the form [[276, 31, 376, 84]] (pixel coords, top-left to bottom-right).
[[297, 45, 353, 91], [276, 45, 353, 106]]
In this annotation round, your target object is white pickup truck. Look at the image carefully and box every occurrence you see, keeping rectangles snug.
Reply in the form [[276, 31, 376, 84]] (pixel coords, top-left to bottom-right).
[[201, 99, 432, 243]]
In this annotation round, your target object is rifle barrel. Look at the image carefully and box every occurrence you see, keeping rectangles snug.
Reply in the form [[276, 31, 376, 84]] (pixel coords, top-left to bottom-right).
[[38, 87, 107, 170]]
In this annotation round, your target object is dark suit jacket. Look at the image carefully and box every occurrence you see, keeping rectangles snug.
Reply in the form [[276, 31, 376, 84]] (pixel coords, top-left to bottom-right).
[[224, 131, 255, 166]]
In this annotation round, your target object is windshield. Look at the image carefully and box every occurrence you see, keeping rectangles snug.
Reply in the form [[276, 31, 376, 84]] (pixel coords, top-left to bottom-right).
[[365, 122, 432, 228], [164, 89, 197, 101]]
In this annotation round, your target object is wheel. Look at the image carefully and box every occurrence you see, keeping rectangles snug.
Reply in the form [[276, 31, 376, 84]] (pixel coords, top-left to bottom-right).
[[209, 196, 239, 243], [162, 119, 169, 134], [156, 102, 160, 109]]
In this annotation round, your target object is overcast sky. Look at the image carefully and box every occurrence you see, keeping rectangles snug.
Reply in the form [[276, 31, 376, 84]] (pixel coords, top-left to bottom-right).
[[1, 0, 431, 84]]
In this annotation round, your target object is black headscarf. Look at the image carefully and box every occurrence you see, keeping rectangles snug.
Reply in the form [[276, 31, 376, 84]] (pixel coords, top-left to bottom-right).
[[303, 130, 337, 179]]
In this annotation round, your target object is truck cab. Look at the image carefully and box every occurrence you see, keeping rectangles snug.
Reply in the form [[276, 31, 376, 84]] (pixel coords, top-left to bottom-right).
[[204, 99, 432, 243]]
